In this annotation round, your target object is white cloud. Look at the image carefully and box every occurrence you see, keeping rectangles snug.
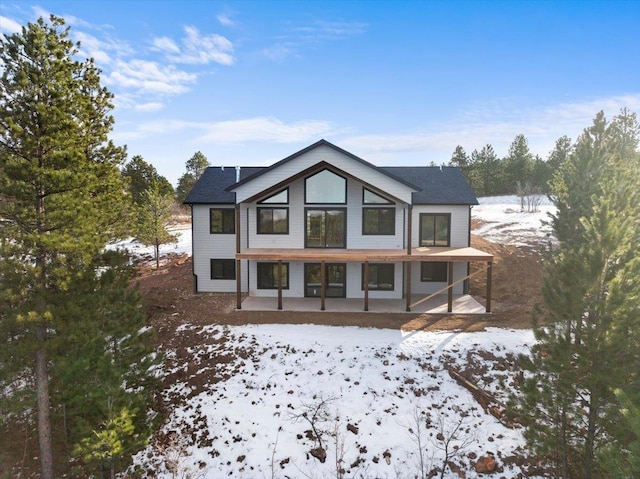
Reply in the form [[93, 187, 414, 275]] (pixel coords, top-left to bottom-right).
[[339, 94, 640, 163], [291, 20, 368, 40], [106, 59, 197, 95], [135, 102, 165, 112], [217, 13, 235, 27], [0, 15, 22, 34], [152, 36, 180, 54], [155, 26, 234, 65], [196, 117, 335, 143]]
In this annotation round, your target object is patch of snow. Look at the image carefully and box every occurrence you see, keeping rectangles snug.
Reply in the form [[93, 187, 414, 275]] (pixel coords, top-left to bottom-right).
[[130, 324, 539, 478], [473, 195, 556, 247]]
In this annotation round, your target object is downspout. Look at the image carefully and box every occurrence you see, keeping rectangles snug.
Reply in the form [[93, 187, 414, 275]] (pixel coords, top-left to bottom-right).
[[190, 203, 198, 293]]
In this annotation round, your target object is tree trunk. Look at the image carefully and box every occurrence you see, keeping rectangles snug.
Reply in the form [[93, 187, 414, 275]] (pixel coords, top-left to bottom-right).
[[583, 394, 599, 479], [155, 242, 160, 269], [35, 326, 54, 479]]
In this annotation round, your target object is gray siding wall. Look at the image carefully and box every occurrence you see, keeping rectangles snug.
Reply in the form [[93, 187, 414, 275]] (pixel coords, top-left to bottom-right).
[[191, 204, 247, 293]]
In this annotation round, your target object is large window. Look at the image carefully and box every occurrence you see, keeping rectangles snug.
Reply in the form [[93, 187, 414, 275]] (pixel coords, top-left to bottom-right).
[[363, 208, 395, 235], [211, 259, 236, 280], [305, 209, 346, 248], [210, 208, 235, 234], [257, 207, 289, 234], [420, 262, 448, 282], [419, 213, 450, 246], [305, 169, 346, 204], [362, 263, 395, 290], [257, 262, 289, 289]]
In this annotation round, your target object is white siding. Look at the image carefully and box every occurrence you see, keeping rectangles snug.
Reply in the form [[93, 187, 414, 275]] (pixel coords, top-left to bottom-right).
[[191, 204, 248, 293], [233, 144, 416, 204], [411, 205, 470, 248]]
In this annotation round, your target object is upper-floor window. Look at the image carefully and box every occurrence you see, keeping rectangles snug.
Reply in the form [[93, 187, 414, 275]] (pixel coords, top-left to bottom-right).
[[362, 208, 395, 235], [305, 169, 346, 204], [419, 213, 450, 246], [363, 187, 393, 204], [258, 188, 288, 204], [210, 208, 235, 234], [257, 207, 289, 234]]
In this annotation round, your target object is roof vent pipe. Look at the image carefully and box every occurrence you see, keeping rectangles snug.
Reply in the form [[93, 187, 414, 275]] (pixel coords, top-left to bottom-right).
[[236, 166, 240, 182], [439, 165, 442, 172]]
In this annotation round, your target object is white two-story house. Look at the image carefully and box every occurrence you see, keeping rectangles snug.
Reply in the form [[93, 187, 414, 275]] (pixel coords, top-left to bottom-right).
[[184, 140, 493, 312]]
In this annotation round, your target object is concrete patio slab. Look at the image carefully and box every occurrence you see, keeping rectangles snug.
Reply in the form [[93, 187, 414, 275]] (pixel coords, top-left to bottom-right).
[[240, 294, 486, 314]]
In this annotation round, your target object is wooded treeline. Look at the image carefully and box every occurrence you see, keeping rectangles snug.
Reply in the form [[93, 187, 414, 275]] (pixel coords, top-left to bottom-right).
[[448, 133, 571, 197]]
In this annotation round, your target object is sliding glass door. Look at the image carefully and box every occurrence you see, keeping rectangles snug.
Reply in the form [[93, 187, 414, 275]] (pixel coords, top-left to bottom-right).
[[305, 209, 346, 248]]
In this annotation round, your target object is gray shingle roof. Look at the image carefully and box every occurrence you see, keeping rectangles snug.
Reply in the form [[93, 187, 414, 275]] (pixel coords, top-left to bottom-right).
[[381, 166, 478, 205], [183, 151, 478, 206]]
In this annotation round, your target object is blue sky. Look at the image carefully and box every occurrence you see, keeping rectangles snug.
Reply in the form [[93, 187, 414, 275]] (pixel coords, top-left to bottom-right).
[[1, 1, 639, 185]]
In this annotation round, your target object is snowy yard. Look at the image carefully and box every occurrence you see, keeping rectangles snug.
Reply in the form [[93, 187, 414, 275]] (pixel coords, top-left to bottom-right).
[[123, 196, 550, 478]]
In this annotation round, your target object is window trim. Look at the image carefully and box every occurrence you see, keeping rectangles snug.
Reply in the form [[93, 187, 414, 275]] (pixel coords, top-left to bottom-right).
[[304, 168, 347, 205], [420, 261, 448, 282], [361, 263, 395, 291], [304, 208, 347, 248], [210, 259, 236, 280], [258, 187, 289, 205], [362, 187, 393, 205], [257, 207, 289, 234], [209, 208, 235, 234], [362, 207, 396, 235], [257, 262, 290, 290], [419, 213, 451, 247]]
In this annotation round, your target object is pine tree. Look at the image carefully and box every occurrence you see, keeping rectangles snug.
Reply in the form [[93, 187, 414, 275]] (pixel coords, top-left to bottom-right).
[[122, 154, 174, 206], [0, 16, 157, 476], [136, 181, 178, 269], [175, 151, 210, 203], [514, 110, 640, 478], [504, 134, 535, 190]]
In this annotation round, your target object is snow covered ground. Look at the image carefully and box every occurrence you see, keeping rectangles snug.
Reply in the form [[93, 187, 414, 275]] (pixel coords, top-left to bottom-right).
[[473, 195, 555, 247], [124, 196, 549, 478]]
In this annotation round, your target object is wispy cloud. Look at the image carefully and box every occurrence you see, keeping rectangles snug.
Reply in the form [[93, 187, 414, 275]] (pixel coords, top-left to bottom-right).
[[217, 13, 235, 27], [339, 94, 640, 163], [0, 15, 21, 34], [135, 102, 165, 113], [106, 59, 197, 95], [153, 26, 234, 65], [262, 19, 368, 61], [120, 117, 335, 144], [291, 20, 368, 40]]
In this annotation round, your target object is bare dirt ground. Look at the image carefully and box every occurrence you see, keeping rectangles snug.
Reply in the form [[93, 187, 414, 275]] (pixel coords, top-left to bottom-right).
[[138, 231, 544, 345]]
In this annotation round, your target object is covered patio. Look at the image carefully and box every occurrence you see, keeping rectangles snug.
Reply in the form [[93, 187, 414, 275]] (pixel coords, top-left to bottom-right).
[[234, 246, 494, 313]]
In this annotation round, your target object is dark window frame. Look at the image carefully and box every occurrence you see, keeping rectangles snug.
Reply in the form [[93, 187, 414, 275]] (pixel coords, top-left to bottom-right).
[[210, 259, 236, 280], [420, 262, 448, 282], [419, 213, 451, 247], [362, 187, 393, 204], [258, 187, 289, 205], [257, 207, 289, 234], [362, 207, 396, 235], [361, 263, 395, 291], [257, 262, 290, 290], [210, 208, 235, 234], [304, 168, 347, 205], [304, 208, 347, 248]]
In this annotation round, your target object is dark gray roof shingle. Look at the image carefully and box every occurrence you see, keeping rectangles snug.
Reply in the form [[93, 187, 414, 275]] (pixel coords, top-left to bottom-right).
[[183, 156, 477, 206], [381, 166, 478, 205]]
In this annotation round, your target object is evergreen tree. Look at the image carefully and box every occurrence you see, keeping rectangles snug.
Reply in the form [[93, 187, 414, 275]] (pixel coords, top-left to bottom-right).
[[136, 181, 178, 269], [514, 110, 640, 478], [503, 134, 535, 190], [175, 151, 210, 203], [547, 135, 573, 172], [0, 16, 157, 476], [122, 154, 174, 206], [470, 144, 501, 196]]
